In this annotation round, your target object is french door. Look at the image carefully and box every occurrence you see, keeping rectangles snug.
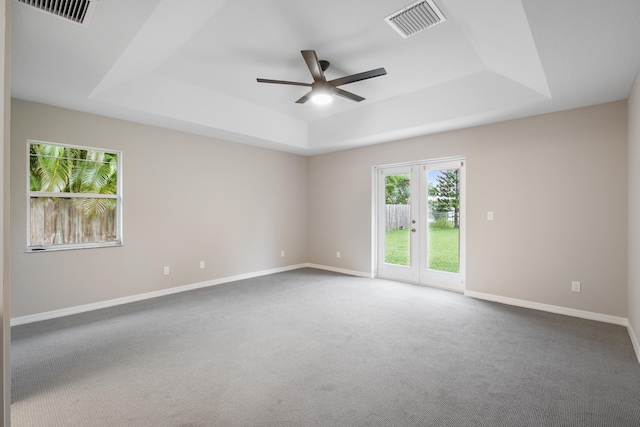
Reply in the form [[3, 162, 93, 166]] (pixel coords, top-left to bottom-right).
[[376, 159, 465, 292]]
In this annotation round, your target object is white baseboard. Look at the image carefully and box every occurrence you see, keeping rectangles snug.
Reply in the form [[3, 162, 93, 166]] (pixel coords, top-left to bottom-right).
[[11, 263, 309, 326], [464, 290, 629, 327], [628, 324, 640, 364], [306, 263, 373, 279]]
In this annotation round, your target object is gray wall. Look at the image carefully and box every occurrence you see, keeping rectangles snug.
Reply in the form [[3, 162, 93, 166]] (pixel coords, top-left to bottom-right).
[[308, 101, 628, 317], [10, 99, 630, 321], [10, 100, 308, 317], [629, 71, 640, 343]]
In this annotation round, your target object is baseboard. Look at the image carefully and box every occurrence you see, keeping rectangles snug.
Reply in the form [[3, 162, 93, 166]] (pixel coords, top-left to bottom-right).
[[464, 290, 629, 327], [11, 263, 309, 326], [306, 263, 373, 279], [628, 323, 640, 364]]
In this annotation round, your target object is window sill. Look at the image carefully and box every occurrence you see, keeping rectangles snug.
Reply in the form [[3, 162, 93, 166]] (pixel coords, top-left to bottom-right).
[[27, 242, 123, 253]]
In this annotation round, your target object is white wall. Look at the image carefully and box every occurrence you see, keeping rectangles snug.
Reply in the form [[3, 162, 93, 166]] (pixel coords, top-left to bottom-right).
[[628, 71, 640, 354], [10, 100, 308, 317], [308, 101, 628, 318]]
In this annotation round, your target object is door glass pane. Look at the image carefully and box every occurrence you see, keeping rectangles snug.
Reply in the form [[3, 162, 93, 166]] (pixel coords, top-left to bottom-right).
[[384, 173, 410, 266], [427, 169, 459, 273]]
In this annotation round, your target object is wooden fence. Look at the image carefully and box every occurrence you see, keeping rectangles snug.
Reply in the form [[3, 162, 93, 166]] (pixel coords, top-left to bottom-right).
[[385, 204, 458, 231], [30, 198, 116, 246], [385, 204, 410, 231]]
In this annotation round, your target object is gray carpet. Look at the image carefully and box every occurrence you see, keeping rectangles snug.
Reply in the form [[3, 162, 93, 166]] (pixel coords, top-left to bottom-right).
[[10, 268, 640, 426]]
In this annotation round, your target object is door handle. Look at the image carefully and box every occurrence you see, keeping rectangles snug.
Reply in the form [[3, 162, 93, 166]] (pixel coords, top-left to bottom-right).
[[411, 228, 416, 232]]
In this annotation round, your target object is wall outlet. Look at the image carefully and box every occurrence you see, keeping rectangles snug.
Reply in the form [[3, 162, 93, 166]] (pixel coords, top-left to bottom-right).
[[164, 266, 170, 275], [281, 250, 285, 257], [572, 281, 581, 292], [487, 211, 494, 221], [200, 261, 205, 269], [336, 251, 341, 258]]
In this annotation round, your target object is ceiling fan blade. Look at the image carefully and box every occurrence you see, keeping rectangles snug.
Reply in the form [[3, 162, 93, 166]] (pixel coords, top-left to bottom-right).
[[295, 91, 313, 104], [334, 88, 365, 102], [301, 50, 326, 83], [329, 68, 387, 87], [257, 78, 311, 87]]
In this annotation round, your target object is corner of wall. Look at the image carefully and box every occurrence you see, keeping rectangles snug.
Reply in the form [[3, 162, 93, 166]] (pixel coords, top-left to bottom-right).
[[628, 68, 640, 363], [629, 323, 640, 363]]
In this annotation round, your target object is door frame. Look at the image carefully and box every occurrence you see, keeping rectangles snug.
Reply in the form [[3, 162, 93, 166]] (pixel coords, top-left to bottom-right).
[[373, 156, 466, 292]]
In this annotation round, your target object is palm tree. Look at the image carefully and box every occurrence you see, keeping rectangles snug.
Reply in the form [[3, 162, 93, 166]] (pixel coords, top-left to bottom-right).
[[31, 144, 117, 219], [30, 143, 75, 193], [30, 143, 118, 245], [70, 150, 118, 218]]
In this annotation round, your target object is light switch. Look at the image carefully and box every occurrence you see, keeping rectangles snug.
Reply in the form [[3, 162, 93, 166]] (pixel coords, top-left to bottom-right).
[[487, 211, 494, 221]]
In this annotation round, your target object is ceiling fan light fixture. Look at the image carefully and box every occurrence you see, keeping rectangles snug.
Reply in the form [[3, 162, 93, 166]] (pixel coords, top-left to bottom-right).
[[311, 85, 333, 105], [311, 92, 333, 105], [256, 50, 386, 105]]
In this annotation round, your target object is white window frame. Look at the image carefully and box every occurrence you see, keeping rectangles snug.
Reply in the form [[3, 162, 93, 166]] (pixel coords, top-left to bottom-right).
[[27, 140, 123, 252]]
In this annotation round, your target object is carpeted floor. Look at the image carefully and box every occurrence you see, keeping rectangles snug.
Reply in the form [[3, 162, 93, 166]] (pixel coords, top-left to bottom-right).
[[10, 268, 640, 426]]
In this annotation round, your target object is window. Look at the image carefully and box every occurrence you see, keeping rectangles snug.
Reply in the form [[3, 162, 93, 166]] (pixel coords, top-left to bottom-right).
[[27, 140, 122, 251]]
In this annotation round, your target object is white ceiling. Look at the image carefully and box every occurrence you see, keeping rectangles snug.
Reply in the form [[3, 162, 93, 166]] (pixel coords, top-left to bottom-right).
[[10, 0, 640, 155]]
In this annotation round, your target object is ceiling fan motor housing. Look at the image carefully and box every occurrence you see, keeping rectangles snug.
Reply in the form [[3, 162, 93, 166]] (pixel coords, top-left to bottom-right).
[[319, 60, 330, 72]]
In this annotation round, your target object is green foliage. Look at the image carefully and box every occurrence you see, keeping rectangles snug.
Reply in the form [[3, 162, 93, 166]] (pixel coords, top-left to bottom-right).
[[385, 174, 410, 204], [431, 169, 460, 228], [30, 143, 118, 219], [30, 144, 74, 193], [428, 182, 437, 197], [430, 218, 454, 229]]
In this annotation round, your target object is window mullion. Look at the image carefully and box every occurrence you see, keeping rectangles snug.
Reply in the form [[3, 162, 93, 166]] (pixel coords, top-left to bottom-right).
[[28, 191, 118, 199]]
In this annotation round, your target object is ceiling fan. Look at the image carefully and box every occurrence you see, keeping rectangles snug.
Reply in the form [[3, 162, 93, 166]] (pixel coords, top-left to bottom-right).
[[256, 50, 387, 105]]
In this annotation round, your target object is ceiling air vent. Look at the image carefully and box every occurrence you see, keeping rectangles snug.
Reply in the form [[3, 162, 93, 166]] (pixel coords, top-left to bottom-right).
[[385, 0, 446, 38], [18, 0, 98, 26]]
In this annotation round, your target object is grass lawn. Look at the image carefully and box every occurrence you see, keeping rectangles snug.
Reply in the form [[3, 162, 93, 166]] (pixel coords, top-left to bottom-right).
[[384, 228, 411, 266], [427, 226, 459, 273], [385, 226, 459, 273]]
